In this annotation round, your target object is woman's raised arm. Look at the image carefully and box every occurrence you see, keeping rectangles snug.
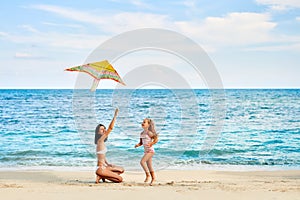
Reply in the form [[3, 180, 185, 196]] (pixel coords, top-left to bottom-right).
[[106, 108, 119, 135]]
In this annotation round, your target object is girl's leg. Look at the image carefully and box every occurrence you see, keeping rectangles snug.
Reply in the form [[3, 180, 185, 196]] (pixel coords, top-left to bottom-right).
[[149, 171, 155, 186], [143, 172, 150, 182], [140, 153, 153, 182], [146, 156, 156, 185], [146, 156, 154, 172]]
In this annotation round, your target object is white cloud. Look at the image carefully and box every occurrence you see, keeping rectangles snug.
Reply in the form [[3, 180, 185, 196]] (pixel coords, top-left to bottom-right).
[[1, 26, 108, 51], [128, 0, 152, 9], [256, 0, 300, 11], [30, 4, 171, 34], [5, 4, 297, 54], [30, 4, 106, 25], [15, 52, 32, 58], [14, 52, 46, 59], [245, 42, 300, 52], [176, 12, 276, 47], [19, 25, 40, 33], [109, 12, 171, 32], [42, 22, 83, 29], [181, 0, 196, 9], [108, 0, 153, 9], [29, 4, 278, 48], [0, 32, 9, 37]]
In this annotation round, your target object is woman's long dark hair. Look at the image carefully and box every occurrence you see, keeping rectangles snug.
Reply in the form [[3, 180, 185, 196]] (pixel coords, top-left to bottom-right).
[[94, 124, 107, 144]]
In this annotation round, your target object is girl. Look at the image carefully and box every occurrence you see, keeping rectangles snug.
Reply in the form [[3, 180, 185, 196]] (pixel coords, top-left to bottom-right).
[[135, 118, 158, 186], [95, 108, 124, 183]]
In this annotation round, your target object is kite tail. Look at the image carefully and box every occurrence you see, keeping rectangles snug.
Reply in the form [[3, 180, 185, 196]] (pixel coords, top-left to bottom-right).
[[91, 79, 100, 92]]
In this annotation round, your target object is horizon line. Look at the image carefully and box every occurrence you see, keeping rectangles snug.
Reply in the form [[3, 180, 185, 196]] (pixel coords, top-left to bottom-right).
[[0, 87, 299, 90]]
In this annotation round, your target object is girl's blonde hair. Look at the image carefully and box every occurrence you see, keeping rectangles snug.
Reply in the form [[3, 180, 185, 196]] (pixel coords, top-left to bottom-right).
[[145, 118, 158, 140]]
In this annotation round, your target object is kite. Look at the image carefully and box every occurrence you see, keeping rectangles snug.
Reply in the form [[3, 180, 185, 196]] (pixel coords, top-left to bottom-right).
[[65, 60, 125, 91]]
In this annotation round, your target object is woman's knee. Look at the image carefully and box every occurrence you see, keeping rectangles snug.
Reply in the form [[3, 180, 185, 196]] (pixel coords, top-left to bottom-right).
[[95, 169, 103, 176]]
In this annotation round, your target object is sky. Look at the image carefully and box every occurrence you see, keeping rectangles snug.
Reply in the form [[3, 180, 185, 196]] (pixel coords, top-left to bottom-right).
[[0, 0, 299, 89]]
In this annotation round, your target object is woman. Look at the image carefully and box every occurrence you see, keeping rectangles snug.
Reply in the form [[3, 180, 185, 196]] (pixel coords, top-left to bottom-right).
[[95, 108, 124, 183]]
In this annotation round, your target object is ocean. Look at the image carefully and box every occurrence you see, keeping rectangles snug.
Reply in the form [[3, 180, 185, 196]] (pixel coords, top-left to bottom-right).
[[0, 89, 299, 171]]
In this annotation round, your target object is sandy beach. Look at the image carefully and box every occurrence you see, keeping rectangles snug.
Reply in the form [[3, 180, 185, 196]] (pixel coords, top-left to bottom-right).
[[1, 169, 299, 200]]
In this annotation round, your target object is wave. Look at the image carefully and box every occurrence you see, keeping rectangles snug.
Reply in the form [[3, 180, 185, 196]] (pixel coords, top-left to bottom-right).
[[263, 140, 285, 145], [171, 157, 300, 167]]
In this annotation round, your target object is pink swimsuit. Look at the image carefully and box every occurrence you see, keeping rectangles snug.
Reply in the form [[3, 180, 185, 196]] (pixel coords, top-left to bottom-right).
[[140, 131, 155, 153]]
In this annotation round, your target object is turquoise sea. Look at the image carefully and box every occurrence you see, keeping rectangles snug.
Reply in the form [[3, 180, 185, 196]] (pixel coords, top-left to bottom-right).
[[0, 89, 299, 171]]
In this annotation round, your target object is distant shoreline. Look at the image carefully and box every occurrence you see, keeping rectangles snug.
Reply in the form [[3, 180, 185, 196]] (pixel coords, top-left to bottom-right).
[[0, 164, 299, 172]]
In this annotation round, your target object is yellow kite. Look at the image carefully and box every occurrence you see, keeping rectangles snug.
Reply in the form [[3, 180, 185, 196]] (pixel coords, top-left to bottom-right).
[[65, 60, 125, 91]]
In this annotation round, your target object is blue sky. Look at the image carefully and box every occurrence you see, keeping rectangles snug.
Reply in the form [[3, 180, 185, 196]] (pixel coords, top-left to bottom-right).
[[0, 0, 299, 89]]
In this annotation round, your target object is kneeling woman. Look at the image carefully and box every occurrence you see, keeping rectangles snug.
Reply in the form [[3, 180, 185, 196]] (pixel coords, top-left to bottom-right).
[[95, 108, 124, 183]]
